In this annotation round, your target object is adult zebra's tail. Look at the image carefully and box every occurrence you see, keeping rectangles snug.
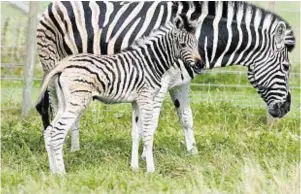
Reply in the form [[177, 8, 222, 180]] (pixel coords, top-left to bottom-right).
[[35, 88, 50, 130]]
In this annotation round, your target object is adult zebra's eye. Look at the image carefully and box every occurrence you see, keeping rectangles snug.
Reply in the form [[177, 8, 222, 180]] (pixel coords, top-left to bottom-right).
[[180, 43, 186, 47], [283, 64, 289, 71], [283, 63, 290, 71]]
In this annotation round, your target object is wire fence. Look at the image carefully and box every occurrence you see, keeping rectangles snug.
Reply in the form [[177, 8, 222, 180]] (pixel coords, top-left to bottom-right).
[[1, 1, 300, 118]]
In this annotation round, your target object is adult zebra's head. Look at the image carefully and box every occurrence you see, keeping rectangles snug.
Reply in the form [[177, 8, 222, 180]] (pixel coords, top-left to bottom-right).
[[248, 21, 295, 118], [172, 15, 205, 73]]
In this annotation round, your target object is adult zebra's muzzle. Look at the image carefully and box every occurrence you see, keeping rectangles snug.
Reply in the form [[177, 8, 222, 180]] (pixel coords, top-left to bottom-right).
[[268, 92, 291, 118]]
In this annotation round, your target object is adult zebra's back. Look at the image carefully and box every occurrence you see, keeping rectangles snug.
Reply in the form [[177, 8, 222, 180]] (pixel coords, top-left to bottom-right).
[[37, 1, 176, 72], [37, 1, 296, 156]]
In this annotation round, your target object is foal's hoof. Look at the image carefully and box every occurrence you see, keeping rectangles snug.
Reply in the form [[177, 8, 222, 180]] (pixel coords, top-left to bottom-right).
[[70, 146, 80, 152], [51, 170, 66, 176], [131, 165, 139, 172], [146, 167, 155, 173]]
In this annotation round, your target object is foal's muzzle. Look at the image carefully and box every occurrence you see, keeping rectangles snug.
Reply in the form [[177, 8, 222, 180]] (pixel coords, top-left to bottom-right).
[[193, 58, 206, 74]]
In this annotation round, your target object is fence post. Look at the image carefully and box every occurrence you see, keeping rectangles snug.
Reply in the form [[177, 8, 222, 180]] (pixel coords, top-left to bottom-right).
[[267, 1, 277, 126], [21, 2, 39, 117]]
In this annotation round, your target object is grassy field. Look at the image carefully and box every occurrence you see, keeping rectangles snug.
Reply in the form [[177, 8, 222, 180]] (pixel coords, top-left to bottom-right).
[[1, 1, 300, 194], [1, 82, 300, 193]]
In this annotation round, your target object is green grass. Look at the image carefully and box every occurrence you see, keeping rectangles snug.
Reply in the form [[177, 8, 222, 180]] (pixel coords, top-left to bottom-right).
[[1, 2, 300, 193], [1, 84, 300, 193]]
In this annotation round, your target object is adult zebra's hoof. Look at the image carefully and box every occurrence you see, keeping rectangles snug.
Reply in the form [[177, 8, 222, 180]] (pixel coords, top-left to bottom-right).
[[188, 147, 198, 155]]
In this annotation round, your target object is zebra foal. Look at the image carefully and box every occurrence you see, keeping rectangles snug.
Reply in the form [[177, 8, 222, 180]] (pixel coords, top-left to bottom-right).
[[36, 16, 203, 174]]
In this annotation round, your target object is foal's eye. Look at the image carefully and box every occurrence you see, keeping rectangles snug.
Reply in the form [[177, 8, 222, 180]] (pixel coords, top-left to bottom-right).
[[180, 43, 186, 47]]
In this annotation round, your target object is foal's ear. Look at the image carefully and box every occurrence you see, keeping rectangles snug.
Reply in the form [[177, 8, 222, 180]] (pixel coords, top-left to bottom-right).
[[188, 20, 198, 34], [173, 14, 197, 34]]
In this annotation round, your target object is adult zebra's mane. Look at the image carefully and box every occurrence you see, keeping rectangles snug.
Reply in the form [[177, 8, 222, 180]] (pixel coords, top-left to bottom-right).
[[172, 1, 296, 68], [180, 1, 292, 29], [178, 1, 295, 51]]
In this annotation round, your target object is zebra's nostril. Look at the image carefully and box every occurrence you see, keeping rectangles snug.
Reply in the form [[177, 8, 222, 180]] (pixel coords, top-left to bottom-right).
[[274, 103, 280, 109]]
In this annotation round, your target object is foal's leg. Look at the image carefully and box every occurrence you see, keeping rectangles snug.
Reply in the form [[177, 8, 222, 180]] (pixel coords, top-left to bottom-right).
[[46, 77, 82, 153], [44, 112, 78, 174], [48, 78, 60, 120], [140, 85, 168, 160], [45, 81, 91, 174], [169, 83, 198, 154], [45, 102, 89, 174], [137, 94, 155, 173], [70, 113, 82, 152]]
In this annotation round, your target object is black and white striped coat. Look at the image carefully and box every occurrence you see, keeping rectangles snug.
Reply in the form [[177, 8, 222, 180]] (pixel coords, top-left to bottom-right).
[[36, 1, 296, 160], [37, 17, 203, 174]]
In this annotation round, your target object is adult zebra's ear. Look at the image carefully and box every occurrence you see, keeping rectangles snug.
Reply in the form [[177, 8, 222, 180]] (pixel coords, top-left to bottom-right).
[[275, 21, 286, 49], [284, 29, 296, 52], [275, 21, 295, 52]]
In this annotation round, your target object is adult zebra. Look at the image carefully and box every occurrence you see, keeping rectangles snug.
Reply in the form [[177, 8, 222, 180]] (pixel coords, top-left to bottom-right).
[[36, 1, 295, 156]]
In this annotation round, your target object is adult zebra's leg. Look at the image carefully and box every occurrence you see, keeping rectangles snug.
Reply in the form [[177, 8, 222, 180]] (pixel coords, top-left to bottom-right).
[[131, 102, 140, 171], [169, 83, 198, 154], [70, 113, 82, 152]]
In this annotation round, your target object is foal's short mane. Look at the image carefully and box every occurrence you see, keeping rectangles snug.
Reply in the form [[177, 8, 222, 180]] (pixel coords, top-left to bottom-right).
[[125, 23, 173, 51], [125, 14, 195, 51]]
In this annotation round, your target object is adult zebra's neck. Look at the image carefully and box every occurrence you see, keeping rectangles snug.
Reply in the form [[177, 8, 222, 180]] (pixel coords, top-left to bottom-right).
[[175, 1, 294, 69]]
